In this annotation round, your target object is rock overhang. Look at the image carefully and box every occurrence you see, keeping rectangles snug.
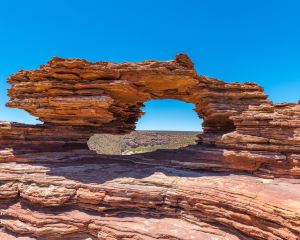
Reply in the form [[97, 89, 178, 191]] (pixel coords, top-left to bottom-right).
[[1, 53, 300, 178], [6, 53, 268, 136], [0, 53, 300, 239]]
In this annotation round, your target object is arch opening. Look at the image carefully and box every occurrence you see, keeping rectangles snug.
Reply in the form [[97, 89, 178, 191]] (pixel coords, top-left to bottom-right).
[[88, 99, 203, 155], [136, 99, 202, 132]]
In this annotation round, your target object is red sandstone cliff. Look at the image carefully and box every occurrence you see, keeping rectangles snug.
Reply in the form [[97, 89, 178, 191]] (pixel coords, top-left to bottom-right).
[[0, 54, 299, 239]]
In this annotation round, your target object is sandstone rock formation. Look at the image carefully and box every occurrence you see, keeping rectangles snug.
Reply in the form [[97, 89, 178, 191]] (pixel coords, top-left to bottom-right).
[[0, 54, 299, 239]]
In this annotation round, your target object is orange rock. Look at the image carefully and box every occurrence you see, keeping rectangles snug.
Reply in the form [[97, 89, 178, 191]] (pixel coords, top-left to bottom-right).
[[1, 54, 300, 239]]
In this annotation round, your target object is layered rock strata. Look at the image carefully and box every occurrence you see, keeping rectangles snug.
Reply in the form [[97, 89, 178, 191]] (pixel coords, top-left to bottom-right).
[[0, 54, 300, 239], [4, 54, 300, 177], [6, 54, 268, 135], [0, 161, 299, 240]]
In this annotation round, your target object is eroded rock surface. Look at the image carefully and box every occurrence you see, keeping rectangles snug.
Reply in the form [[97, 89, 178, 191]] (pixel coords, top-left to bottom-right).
[[0, 161, 299, 240], [6, 54, 267, 135], [1, 54, 300, 239]]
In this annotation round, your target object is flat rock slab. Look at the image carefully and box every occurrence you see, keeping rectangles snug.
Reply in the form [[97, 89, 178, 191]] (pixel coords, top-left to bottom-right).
[[0, 159, 299, 239]]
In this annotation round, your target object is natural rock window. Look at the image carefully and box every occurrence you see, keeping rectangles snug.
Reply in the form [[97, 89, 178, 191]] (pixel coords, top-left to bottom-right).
[[88, 99, 202, 155], [1, 54, 300, 240]]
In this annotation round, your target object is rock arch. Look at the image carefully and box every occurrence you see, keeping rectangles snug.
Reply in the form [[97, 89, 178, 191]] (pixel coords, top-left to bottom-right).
[[6, 54, 267, 143], [3, 54, 300, 178], [0, 54, 300, 239]]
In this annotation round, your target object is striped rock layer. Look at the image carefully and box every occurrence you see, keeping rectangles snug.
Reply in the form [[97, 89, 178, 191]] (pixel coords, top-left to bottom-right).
[[0, 54, 299, 239]]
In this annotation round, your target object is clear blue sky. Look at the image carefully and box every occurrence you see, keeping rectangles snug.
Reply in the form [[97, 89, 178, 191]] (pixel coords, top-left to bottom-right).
[[0, 0, 299, 131]]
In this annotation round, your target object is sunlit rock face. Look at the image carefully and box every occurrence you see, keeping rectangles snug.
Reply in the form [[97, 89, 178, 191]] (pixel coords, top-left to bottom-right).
[[5, 53, 300, 177], [6, 53, 267, 136], [0, 54, 300, 239]]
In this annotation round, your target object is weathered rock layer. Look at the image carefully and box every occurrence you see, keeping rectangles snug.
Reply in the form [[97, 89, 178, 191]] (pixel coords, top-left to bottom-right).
[[0, 162, 300, 240], [4, 54, 300, 177], [1, 54, 300, 239]]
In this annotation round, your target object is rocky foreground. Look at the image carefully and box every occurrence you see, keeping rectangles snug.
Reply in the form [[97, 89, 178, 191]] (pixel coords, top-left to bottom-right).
[[0, 54, 299, 239], [0, 158, 299, 240]]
